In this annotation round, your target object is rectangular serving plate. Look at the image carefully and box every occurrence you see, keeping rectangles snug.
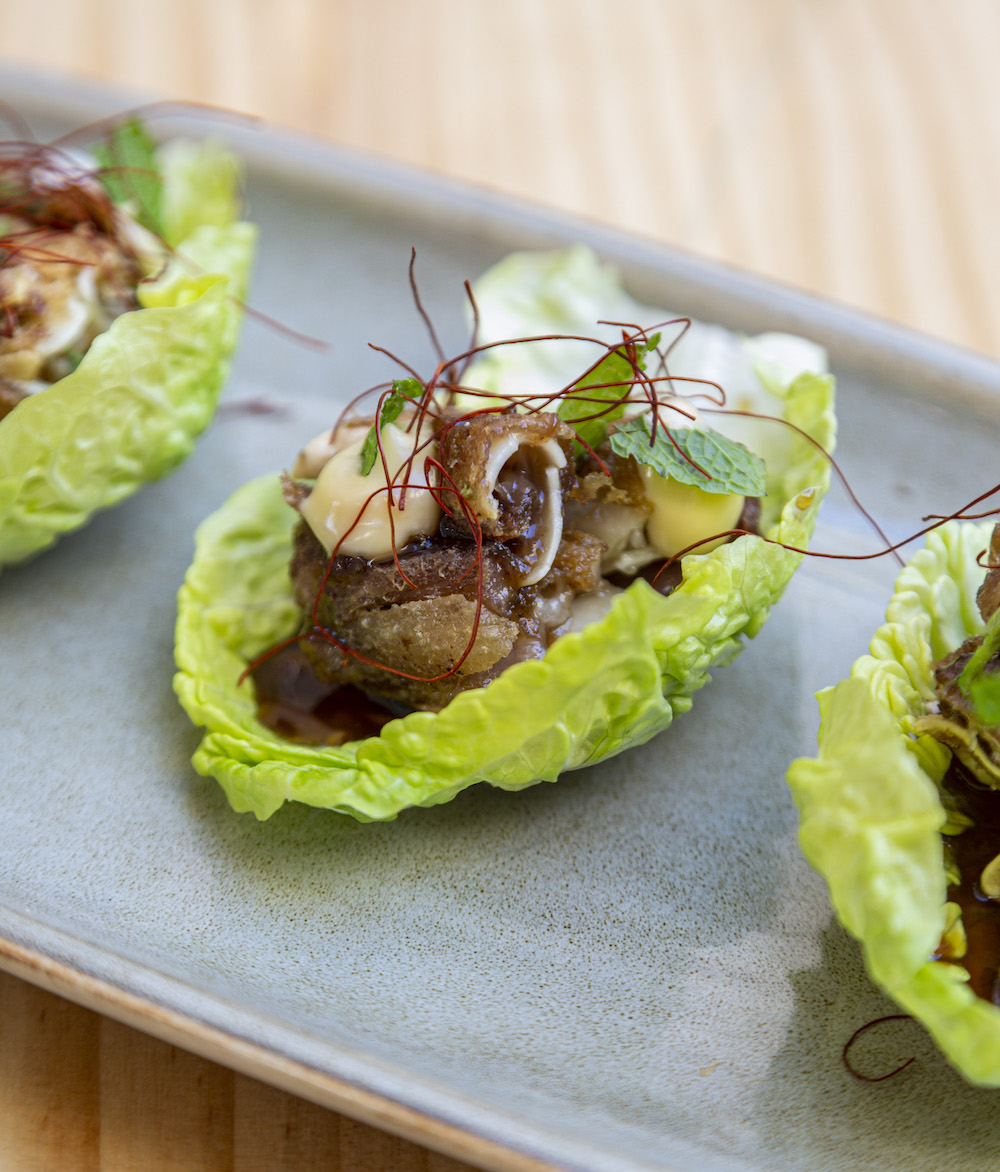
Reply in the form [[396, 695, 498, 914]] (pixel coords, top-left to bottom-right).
[[4, 64, 1000, 1172]]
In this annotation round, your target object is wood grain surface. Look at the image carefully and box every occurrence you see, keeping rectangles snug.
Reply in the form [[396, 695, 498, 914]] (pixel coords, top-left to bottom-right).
[[1, 2, 997, 1170]]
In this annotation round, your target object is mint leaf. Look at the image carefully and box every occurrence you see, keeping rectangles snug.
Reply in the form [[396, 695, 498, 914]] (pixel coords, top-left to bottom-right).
[[93, 119, 164, 237], [969, 673, 1000, 726], [609, 415, 766, 496], [359, 378, 422, 475], [557, 341, 651, 451]]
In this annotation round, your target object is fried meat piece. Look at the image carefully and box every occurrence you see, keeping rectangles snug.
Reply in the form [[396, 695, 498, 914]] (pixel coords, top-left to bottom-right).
[[289, 520, 604, 710]]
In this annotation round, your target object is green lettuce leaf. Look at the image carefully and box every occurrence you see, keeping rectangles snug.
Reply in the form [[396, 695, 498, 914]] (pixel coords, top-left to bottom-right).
[[174, 249, 835, 822], [960, 608, 1000, 723], [787, 520, 1000, 1086], [158, 137, 246, 246], [0, 137, 256, 570]]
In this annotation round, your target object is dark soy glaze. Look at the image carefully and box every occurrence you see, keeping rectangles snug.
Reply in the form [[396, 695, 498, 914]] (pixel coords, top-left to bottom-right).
[[941, 760, 1000, 1003], [251, 643, 394, 746]]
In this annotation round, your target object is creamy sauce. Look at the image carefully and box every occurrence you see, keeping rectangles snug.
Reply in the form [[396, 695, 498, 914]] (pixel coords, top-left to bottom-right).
[[291, 422, 370, 479], [300, 419, 440, 559], [639, 467, 745, 559]]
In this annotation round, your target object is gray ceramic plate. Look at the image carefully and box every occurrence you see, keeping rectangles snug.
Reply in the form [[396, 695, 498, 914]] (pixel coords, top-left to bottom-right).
[[3, 65, 1000, 1172]]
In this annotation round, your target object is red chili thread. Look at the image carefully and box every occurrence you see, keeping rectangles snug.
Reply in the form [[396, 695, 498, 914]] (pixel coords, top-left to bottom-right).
[[925, 500, 1000, 522], [650, 477, 1000, 587], [457, 279, 481, 388], [0, 145, 124, 238], [702, 406, 904, 566], [301, 458, 486, 684], [842, 1015, 918, 1083], [407, 247, 448, 373], [276, 321, 722, 687]]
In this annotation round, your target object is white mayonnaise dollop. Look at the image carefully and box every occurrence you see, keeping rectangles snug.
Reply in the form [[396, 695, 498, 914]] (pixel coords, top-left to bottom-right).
[[299, 420, 440, 560]]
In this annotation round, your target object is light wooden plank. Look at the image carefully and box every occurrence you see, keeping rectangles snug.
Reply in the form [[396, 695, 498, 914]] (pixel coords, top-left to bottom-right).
[[0, 972, 101, 1171], [233, 1074, 480, 1172], [98, 1017, 236, 1171], [233, 1076, 343, 1172]]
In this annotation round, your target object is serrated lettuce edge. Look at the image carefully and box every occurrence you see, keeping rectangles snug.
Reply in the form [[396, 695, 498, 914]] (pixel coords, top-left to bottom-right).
[[786, 520, 1000, 1086], [174, 366, 834, 823], [0, 139, 257, 569]]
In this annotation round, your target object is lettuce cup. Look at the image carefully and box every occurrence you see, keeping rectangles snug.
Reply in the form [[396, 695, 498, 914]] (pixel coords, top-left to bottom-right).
[[788, 519, 1000, 1086], [0, 119, 256, 568], [175, 246, 835, 822]]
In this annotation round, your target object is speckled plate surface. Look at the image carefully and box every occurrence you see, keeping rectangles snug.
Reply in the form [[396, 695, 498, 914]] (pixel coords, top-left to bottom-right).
[[4, 66, 1000, 1172]]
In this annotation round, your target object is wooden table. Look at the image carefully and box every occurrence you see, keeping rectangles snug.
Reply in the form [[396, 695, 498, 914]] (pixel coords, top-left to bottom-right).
[[1, 2, 998, 1168]]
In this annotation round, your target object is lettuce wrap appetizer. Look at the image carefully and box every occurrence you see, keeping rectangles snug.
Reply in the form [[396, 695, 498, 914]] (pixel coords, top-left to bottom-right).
[[787, 519, 1000, 1085], [0, 119, 256, 568], [175, 246, 835, 822]]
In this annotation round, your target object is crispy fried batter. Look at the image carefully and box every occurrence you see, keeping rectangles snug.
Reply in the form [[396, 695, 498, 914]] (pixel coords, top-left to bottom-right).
[[437, 410, 576, 538], [290, 518, 605, 710], [572, 447, 648, 508]]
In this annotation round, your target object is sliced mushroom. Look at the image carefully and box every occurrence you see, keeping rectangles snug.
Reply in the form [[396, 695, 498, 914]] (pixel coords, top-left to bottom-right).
[[438, 412, 575, 586]]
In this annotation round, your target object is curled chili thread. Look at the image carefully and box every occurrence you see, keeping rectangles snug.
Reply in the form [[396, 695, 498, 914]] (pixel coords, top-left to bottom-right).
[[842, 1014, 918, 1083]]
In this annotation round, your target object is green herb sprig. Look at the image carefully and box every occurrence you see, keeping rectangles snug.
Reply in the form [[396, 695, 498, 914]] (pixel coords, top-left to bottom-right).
[[359, 378, 423, 475], [609, 414, 766, 497], [556, 334, 659, 451], [93, 119, 165, 238]]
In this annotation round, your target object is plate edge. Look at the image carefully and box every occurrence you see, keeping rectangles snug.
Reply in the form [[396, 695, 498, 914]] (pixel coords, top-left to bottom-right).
[[0, 935, 572, 1172]]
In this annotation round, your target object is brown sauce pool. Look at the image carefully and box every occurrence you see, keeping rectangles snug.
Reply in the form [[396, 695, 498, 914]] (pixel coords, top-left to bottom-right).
[[941, 760, 1000, 1003], [251, 643, 395, 746]]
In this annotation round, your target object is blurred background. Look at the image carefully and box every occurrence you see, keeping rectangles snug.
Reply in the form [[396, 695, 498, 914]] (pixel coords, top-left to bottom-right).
[[1, 1, 997, 1169], [2, 0, 998, 357]]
